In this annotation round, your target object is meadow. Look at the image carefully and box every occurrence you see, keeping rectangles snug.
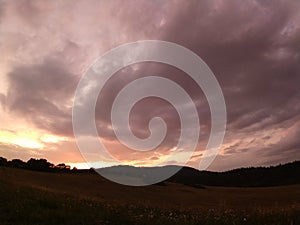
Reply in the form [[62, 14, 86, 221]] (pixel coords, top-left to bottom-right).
[[0, 167, 299, 225]]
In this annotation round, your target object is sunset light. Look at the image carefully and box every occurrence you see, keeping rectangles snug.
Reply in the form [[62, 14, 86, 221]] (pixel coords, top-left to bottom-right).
[[0, 1, 299, 224], [0, 0, 299, 171]]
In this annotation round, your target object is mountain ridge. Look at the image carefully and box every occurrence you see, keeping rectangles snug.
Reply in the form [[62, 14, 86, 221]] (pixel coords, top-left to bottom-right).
[[1, 156, 299, 187], [97, 161, 300, 187]]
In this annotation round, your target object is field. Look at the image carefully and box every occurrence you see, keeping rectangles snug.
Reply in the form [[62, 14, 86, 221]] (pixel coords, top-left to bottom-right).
[[0, 167, 299, 225]]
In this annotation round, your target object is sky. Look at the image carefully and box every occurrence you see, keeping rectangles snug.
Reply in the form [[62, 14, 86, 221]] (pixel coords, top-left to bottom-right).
[[0, 0, 299, 171]]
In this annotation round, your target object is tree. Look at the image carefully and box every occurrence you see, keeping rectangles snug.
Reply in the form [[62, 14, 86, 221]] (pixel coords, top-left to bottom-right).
[[27, 158, 54, 172], [0, 157, 8, 166], [9, 159, 26, 168], [55, 163, 71, 170]]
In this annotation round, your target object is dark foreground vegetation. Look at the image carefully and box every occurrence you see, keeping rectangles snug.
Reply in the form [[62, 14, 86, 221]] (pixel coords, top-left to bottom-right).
[[0, 159, 300, 225]]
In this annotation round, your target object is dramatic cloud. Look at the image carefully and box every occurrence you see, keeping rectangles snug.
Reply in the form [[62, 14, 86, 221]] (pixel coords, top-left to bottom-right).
[[7, 57, 78, 136], [0, 0, 299, 170]]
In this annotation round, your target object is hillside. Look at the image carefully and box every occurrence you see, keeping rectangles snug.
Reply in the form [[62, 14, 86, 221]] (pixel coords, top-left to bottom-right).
[[97, 161, 300, 187], [169, 161, 300, 187], [1, 156, 300, 187], [0, 166, 299, 225]]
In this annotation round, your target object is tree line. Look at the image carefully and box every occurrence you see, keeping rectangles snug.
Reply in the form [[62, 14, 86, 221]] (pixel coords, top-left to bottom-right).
[[0, 156, 74, 172], [1, 155, 299, 187], [168, 161, 300, 187]]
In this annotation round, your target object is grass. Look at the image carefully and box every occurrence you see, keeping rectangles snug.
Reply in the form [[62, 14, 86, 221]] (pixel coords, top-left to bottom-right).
[[0, 167, 299, 225]]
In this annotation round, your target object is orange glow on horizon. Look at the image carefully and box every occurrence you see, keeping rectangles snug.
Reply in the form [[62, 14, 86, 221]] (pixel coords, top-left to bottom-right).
[[0, 130, 67, 149]]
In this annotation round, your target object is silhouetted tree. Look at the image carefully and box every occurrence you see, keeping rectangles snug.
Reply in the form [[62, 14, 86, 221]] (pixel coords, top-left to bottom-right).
[[9, 159, 26, 168], [0, 157, 8, 166], [27, 158, 54, 172], [55, 163, 71, 171]]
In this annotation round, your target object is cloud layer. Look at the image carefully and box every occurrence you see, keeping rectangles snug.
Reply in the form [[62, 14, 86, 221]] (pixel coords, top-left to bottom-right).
[[0, 0, 299, 170]]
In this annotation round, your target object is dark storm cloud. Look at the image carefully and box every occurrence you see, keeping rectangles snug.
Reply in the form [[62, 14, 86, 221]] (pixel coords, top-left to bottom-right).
[[262, 122, 300, 158], [0, 93, 5, 108], [6, 57, 79, 136], [159, 0, 300, 129], [157, 0, 300, 165], [94, 63, 210, 152], [2, 0, 300, 168]]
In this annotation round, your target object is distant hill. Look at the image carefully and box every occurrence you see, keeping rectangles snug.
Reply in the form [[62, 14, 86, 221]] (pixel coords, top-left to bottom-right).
[[1, 156, 299, 187], [168, 161, 300, 187], [97, 161, 300, 187]]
